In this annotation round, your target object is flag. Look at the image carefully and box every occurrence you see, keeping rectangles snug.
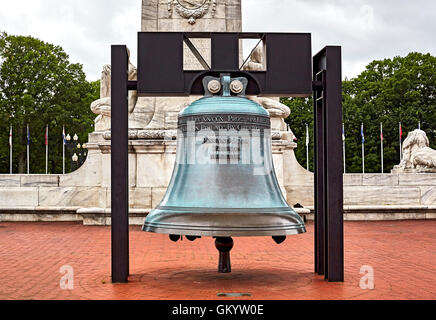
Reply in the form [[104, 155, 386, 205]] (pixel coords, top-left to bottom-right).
[[380, 124, 384, 141], [399, 123, 403, 139], [342, 123, 346, 142], [361, 123, 365, 144], [45, 126, 48, 146], [27, 125, 30, 146], [305, 125, 309, 147], [9, 126, 12, 147], [63, 127, 67, 145]]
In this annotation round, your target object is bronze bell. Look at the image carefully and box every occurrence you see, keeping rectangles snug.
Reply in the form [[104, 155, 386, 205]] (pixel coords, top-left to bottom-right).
[[143, 75, 306, 272]]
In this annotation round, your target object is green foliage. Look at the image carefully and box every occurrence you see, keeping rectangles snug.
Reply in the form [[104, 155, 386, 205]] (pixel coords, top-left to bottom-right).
[[0, 32, 99, 173], [283, 52, 436, 173], [283, 97, 314, 172]]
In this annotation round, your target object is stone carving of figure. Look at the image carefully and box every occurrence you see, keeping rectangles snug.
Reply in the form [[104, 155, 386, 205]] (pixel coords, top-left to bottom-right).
[[90, 48, 138, 131], [243, 45, 292, 139], [244, 46, 264, 71], [394, 129, 436, 171], [243, 46, 290, 119]]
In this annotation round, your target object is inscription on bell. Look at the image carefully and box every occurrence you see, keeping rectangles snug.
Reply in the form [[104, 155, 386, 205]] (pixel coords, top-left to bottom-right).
[[209, 140, 242, 161], [179, 114, 271, 132], [178, 113, 271, 165]]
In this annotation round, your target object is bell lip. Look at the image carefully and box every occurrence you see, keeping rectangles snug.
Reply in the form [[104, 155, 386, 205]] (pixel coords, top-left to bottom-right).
[[142, 224, 306, 237], [142, 206, 306, 237], [154, 206, 298, 214]]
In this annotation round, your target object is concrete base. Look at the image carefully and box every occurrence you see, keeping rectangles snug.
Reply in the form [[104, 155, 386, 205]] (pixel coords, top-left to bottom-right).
[[0, 207, 311, 226], [304, 205, 436, 221], [3, 206, 436, 225]]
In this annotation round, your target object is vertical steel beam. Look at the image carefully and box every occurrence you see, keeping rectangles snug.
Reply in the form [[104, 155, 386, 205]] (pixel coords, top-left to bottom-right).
[[324, 46, 344, 282], [313, 46, 344, 282], [111, 45, 129, 283], [314, 70, 326, 276], [211, 33, 239, 70]]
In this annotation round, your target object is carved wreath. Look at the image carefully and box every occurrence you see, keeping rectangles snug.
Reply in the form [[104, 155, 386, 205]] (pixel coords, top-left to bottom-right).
[[168, 0, 217, 25]]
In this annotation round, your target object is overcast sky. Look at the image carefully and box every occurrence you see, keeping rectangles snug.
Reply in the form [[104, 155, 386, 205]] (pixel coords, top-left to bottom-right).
[[1, 0, 435, 81]]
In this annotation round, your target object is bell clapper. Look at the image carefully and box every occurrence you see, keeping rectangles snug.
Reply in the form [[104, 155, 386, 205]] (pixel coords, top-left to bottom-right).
[[273, 236, 287, 245], [186, 236, 201, 242], [215, 237, 234, 273], [169, 235, 181, 242]]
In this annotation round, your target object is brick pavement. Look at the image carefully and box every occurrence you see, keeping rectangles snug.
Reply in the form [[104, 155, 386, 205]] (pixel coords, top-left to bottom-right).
[[0, 220, 434, 300]]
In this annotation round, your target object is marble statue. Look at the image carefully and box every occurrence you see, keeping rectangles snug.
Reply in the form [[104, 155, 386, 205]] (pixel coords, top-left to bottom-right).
[[244, 45, 293, 140], [90, 48, 138, 132], [243, 46, 265, 71], [394, 129, 436, 172], [244, 46, 290, 119]]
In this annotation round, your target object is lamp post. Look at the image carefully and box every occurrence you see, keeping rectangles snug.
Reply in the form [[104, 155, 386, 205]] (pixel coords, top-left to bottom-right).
[[65, 133, 88, 172]]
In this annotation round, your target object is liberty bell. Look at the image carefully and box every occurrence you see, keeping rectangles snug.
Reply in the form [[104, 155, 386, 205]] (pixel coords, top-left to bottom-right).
[[143, 74, 306, 273]]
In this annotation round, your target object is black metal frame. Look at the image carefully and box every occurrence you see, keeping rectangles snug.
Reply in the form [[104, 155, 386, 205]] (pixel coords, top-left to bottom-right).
[[110, 32, 343, 283], [111, 45, 130, 283], [313, 47, 344, 282], [137, 32, 312, 97]]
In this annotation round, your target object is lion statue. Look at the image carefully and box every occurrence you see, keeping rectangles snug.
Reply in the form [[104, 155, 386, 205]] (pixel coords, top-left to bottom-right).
[[394, 129, 436, 171]]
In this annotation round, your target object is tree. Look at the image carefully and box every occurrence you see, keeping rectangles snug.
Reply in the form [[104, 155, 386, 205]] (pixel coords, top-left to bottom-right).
[[0, 32, 99, 174], [283, 52, 436, 173], [282, 97, 314, 172]]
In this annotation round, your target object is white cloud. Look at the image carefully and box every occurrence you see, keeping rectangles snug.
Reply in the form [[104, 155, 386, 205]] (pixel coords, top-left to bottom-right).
[[0, 0, 434, 80], [242, 0, 436, 78]]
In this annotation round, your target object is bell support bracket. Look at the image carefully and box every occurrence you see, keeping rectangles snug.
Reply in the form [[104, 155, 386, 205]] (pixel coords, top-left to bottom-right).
[[313, 47, 344, 282], [110, 32, 343, 283]]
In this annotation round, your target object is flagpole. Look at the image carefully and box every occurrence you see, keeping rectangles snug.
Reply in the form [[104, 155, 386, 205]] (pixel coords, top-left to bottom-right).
[[399, 122, 402, 162], [342, 123, 346, 174], [63, 126, 66, 175], [361, 123, 365, 174], [46, 125, 49, 175], [306, 124, 309, 171], [381, 123, 384, 174], [10, 125, 13, 174], [27, 124, 30, 175]]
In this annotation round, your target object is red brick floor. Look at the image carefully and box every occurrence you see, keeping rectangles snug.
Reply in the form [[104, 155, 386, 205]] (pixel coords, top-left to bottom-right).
[[0, 220, 434, 300]]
